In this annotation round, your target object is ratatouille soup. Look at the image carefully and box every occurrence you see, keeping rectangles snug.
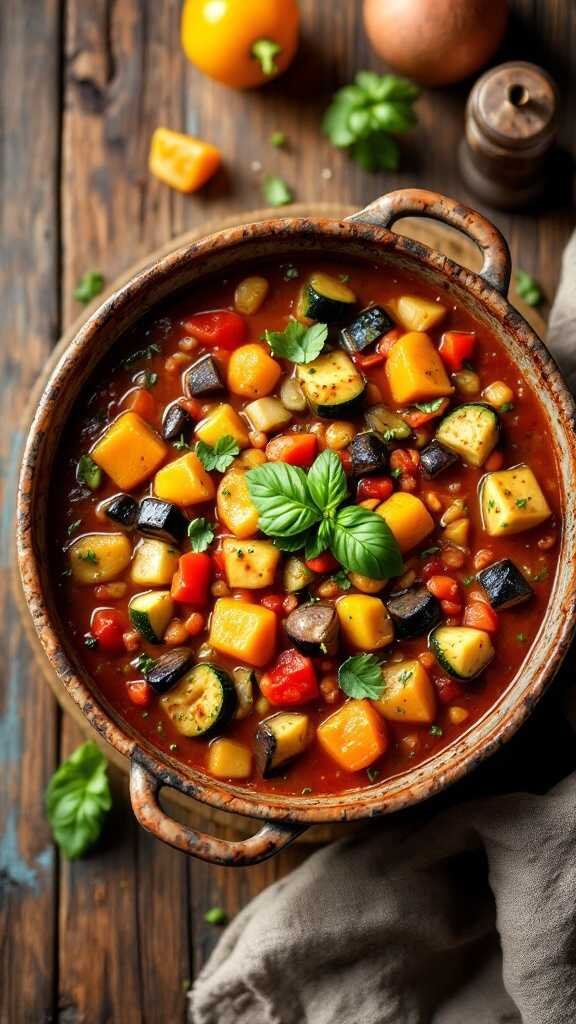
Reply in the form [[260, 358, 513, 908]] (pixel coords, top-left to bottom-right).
[[53, 259, 560, 795]]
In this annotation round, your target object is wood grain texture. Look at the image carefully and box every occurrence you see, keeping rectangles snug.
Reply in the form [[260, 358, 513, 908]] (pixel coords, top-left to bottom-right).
[[2, 0, 576, 1020]]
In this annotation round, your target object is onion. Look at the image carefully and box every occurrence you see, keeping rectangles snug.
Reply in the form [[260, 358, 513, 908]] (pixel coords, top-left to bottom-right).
[[363, 0, 508, 87]]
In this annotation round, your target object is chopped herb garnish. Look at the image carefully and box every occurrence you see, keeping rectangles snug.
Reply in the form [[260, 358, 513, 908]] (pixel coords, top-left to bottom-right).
[[135, 653, 156, 675], [141, 369, 158, 389], [397, 669, 413, 686], [196, 435, 240, 473], [262, 174, 293, 207], [420, 546, 440, 558], [462, 575, 474, 587], [429, 724, 443, 737], [331, 569, 351, 590], [263, 320, 327, 365], [123, 343, 161, 367], [67, 519, 82, 537], [413, 397, 445, 414], [73, 271, 104, 304], [515, 498, 528, 508], [76, 454, 102, 491], [84, 634, 98, 649], [499, 402, 515, 413], [173, 434, 191, 451], [204, 907, 228, 926], [187, 517, 215, 553], [516, 632, 527, 643], [283, 265, 299, 280], [366, 767, 380, 783], [270, 130, 286, 147], [77, 549, 98, 564], [391, 467, 402, 479], [516, 269, 543, 307]]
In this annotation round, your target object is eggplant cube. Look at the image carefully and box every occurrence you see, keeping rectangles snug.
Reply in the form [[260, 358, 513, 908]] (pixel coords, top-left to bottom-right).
[[340, 305, 394, 355], [285, 601, 340, 657], [349, 431, 389, 477], [162, 403, 195, 443], [385, 584, 442, 639], [420, 440, 459, 479], [145, 648, 194, 694], [104, 493, 139, 528], [184, 354, 224, 397], [137, 496, 188, 544], [476, 558, 533, 609]]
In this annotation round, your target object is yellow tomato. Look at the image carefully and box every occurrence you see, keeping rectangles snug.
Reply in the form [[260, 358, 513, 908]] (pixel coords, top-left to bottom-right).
[[181, 0, 300, 90]]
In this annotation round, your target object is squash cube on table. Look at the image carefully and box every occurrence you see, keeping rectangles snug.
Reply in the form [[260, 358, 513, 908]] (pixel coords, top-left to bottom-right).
[[376, 492, 434, 554], [317, 699, 388, 772], [385, 331, 453, 404], [377, 659, 436, 724], [154, 452, 215, 507], [90, 412, 167, 490], [222, 538, 280, 589], [195, 403, 250, 449], [336, 594, 394, 651], [481, 464, 551, 536], [209, 598, 277, 667]]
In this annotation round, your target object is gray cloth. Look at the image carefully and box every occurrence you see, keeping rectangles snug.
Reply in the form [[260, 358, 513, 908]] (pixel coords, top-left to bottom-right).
[[190, 245, 576, 1024]]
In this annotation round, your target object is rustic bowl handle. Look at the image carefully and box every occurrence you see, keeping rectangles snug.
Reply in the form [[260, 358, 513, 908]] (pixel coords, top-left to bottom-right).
[[348, 187, 511, 295], [129, 760, 306, 866]]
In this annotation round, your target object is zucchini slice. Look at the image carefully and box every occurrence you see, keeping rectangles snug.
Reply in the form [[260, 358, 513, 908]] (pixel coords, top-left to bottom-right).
[[365, 404, 412, 442], [160, 662, 237, 737], [430, 625, 494, 679], [232, 666, 256, 720], [297, 273, 356, 322], [340, 305, 393, 354], [255, 712, 313, 777], [435, 403, 499, 468], [128, 590, 174, 644], [297, 350, 366, 418], [282, 556, 315, 593]]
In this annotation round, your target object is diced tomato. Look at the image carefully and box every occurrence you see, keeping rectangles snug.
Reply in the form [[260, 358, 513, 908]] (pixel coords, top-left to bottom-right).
[[441, 599, 463, 616], [427, 575, 459, 601], [484, 449, 504, 472], [421, 556, 446, 580], [265, 432, 318, 467], [183, 310, 248, 351], [305, 551, 339, 574], [260, 648, 319, 706], [337, 450, 353, 473], [171, 552, 213, 605], [260, 593, 285, 615], [212, 549, 226, 578], [125, 388, 156, 422], [376, 327, 402, 357], [353, 351, 386, 369], [91, 608, 127, 654], [127, 680, 153, 708], [434, 676, 463, 705], [357, 476, 394, 501], [390, 448, 420, 473], [463, 599, 499, 632], [438, 331, 476, 372], [178, 397, 203, 421], [403, 398, 449, 429]]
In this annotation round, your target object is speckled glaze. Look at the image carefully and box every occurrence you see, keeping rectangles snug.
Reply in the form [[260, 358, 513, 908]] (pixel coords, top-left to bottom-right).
[[17, 190, 576, 865]]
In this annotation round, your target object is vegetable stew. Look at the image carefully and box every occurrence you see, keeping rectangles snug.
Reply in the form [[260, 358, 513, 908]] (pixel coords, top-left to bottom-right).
[[51, 258, 560, 796]]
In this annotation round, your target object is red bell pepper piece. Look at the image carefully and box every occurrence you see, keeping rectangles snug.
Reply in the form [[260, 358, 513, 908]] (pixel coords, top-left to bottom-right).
[[438, 331, 476, 372], [265, 432, 318, 468], [305, 551, 339, 574], [91, 608, 127, 654], [353, 351, 386, 369], [463, 599, 499, 633], [126, 680, 153, 708], [260, 593, 285, 615], [403, 398, 450, 428], [171, 552, 213, 605], [357, 476, 394, 502], [125, 388, 157, 422], [183, 310, 248, 351], [260, 648, 319, 706]]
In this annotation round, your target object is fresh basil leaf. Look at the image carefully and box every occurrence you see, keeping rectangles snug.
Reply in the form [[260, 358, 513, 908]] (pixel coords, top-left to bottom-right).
[[187, 517, 215, 552], [351, 132, 399, 172], [516, 269, 543, 307], [246, 462, 321, 536], [272, 531, 311, 553], [135, 653, 156, 674], [196, 435, 240, 473], [45, 741, 112, 860], [307, 449, 348, 514], [338, 653, 385, 700], [263, 320, 327, 364], [331, 505, 403, 579], [262, 174, 293, 207], [304, 518, 333, 561], [73, 271, 104, 304], [76, 454, 102, 491], [413, 397, 444, 414]]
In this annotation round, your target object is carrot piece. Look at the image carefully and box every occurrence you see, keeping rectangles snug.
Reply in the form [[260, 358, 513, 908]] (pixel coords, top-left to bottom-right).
[[427, 575, 459, 601], [265, 432, 318, 467], [463, 600, 499, 632], [318, 700, 388, 771], [149, 127, 221, 193], [125, 388, 157, 422]]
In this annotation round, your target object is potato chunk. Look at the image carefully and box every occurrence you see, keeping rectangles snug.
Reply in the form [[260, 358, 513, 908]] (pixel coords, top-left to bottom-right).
[[336, 595, 394, 651], [376, 492, 434, 553], [222, 538, 280, 589], [481, 464, 551, 536], [387, 295, 447, 333], [130, 539, 179, 586], [377, 660, 436, 724], [385, 332, 453, 405], [195, 403, 249, 448], [154, 452, 215, 507], [208, 738, 252, 779], [217, 469, 259, 538], [68, 533, 131, 584], [209, 598, 277, 666]]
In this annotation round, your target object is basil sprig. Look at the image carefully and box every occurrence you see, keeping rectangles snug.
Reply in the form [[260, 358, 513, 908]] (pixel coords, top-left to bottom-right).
[[45, 742, 112, 859], [247, 449, 403, 579]]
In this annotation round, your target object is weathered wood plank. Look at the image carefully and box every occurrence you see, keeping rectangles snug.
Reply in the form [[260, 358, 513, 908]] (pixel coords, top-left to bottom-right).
[[0, 1, 62, 1021]]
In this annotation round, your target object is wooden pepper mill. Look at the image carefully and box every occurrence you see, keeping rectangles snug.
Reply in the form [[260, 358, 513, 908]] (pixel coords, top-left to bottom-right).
[[459, 61, 559, 210]]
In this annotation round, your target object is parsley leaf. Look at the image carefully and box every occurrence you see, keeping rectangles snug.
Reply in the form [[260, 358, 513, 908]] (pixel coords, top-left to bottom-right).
[[196, 435, 240, 473], [187, 517, 215, 553], [76, 454, 102, 491], [263, 320, 327, 364], [414, 397, 445, 414], [73, 271, 104, 304], [45, 741, 112, 859], [429, 724, 443, 737], [516, 269, 543, 307], [77, 549, 98, 564], [338, 653, 384, 700], [262, 174, 293, 207], [173, 434, 191, 451]]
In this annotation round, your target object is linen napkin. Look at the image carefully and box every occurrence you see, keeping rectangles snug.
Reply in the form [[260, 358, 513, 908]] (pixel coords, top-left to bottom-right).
[[190, 239, 576, 1024]]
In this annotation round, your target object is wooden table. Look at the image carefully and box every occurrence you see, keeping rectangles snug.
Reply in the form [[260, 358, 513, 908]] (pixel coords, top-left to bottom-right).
[[1, 2, 575, 1020]]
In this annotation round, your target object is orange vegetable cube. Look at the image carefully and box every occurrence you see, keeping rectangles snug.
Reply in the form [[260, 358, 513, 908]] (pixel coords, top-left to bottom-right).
[[227, 344, 282, 399], [209, 598, 277, 667], [149, 128, 221, 193], [91, 412, 167, 490], [207, 738, 252, 779], [376, 492, 434, 553], [385, 332, 453, 404], [317, 700, 388, 772], [154, 452, 215, 506], [195, 403, 250, 449], [336, 595, 394, 651]]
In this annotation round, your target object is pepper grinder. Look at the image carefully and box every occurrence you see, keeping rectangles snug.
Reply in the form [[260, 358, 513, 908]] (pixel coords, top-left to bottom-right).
[[459, 61, 559, 210]]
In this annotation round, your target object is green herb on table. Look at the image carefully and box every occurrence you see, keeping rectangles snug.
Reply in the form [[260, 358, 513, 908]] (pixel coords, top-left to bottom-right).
[[323, 71, 420, 172], [338, 653, 384, 700], [196, 435, 240, 473], [247, 449, 403, 579], [251, 39, 281, 76], [187, 517, 215, 553], [516, 269, 543, 307], [76, 454, 102, 491], [270, 130, 286, 148], [46, 741, 112, 859], [204, 907, 229, 926], [173, 434, 191, 452], [263, 320, 327, 365], [262, 174, 293, 207], [73, 271, 104, 304]]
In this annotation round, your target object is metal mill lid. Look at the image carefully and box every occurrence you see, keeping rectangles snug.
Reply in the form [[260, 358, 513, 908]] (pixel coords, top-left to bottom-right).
[[470, 61, 559, 150]]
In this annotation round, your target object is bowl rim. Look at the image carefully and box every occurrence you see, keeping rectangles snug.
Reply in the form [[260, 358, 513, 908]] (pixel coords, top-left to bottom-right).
[[17, 211, 576, 826]]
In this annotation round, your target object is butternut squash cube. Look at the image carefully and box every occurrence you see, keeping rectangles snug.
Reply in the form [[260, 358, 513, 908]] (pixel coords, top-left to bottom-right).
[[195, 403, 250, 449], [207, 738, 252, 779], [336, 594, 394, 651], [377, 659, 436, 724], [217, 469, 259, 538], [222, 537, 280, 589], [90, 412, 167, 490], [130, 539, 180, 586], [209, 598, 277, 666], [317, 700, 388, 772], [227, 344, 282, 399], [481, 464, 552, 536], [376, 492, 434, 553], [154, 452, 215, 507], [68, 532, 132, 584], [385, 332, 453, 405], [387, 295, 447, 333]]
